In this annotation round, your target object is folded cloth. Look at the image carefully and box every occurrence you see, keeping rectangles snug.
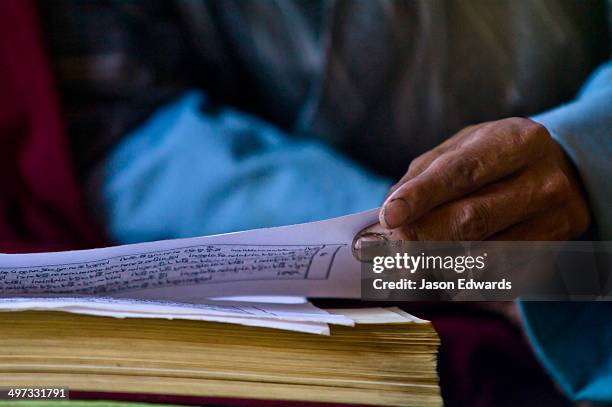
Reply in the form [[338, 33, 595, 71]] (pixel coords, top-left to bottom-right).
[[0, 0, 103, 253], [88, 91, 391, 243]]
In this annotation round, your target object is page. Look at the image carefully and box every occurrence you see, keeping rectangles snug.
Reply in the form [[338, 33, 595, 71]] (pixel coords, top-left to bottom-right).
[[44, 308, 333, 335], [0, 297, 353, 325], [210, 296, 307, 304], [326, 307, 430, 324], [0, 209, 379, 300]]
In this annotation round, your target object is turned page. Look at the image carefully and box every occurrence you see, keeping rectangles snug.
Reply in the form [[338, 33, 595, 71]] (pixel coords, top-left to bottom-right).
[[0, 209, 379, 301]]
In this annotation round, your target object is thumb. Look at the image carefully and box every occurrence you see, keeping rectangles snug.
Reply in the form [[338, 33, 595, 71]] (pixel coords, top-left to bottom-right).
[[352, 223, 390, 262]]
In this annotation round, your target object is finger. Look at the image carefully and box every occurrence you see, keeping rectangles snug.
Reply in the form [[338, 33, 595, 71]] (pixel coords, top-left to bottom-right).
[[400, 162, 570, 241], [386, 154, 440, 199], [417, 123, 484, 157], [380, 119, 551, 229], [387, 125, 483, 197], [488, 206, 572, 241], [387, 149, 445, 199]]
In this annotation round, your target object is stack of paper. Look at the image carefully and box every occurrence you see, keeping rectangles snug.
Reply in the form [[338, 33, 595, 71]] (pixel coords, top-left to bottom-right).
[[0, 308, 441, 406]]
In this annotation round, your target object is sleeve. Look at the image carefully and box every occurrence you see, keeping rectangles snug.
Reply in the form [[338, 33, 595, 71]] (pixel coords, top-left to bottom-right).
[[520, 60, 612, 403], [531, 61, 612, 240], [86, 91, 392, 243]]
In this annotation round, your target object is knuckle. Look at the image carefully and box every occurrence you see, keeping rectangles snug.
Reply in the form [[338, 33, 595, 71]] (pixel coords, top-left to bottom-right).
[[471, 122, 496, 142], [449, 155, 486, 193], [502, 118, 551, 152], [453, 203, 490, 240], [522, 120, 552, 147], [542, 168, 572, 204], [501, 117, 526, 130], [408, 157, 427, 176], [525, 120, 548, 137]]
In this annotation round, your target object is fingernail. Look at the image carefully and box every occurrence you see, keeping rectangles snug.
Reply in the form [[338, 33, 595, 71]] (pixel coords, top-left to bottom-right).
[[353, 231, 388, 262], [382, 198, 410, 228], [354, 233, 387, 251]]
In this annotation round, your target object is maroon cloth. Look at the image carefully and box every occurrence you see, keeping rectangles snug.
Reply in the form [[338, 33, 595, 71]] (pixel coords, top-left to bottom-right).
[[0, 0, 104, 253], [73, 391, 373, 407], [429, 310, 571, 407]]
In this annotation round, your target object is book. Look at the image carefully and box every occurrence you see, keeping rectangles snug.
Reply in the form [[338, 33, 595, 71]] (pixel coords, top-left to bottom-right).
[[0, 309, 440, 407], [0, 209, 441, 405]]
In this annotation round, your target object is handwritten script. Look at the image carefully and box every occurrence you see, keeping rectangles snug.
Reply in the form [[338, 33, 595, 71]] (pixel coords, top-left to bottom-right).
[[0, 244, 344, 295]]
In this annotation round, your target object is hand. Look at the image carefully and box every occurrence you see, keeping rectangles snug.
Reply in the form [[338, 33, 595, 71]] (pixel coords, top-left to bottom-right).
[[363, 117, 591, 241]]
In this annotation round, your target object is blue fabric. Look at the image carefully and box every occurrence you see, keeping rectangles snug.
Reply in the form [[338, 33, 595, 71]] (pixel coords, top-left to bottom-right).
[[521, 60, 612, 404], [89, 91, 391, 243], [532, 62, 612, 241]]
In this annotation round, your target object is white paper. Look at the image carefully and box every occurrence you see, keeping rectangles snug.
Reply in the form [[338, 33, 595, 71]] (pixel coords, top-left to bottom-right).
[[210, 296, 307, 304], [0, 300, 427, 335], [28, 307, 332, 335], [0, 209, 379, 300], [0, 210, 384, 334], [326, 307, 430, 324], [0, 297, 353, 325]]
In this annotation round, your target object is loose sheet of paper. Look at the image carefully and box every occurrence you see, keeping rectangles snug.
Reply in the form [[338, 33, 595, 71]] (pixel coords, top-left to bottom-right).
[[0, 296, 426, 335], [0, 210, 384, 333], [0, 297, 356, 335], [0, 209, 379, 300], [0, 297, 353, 325]]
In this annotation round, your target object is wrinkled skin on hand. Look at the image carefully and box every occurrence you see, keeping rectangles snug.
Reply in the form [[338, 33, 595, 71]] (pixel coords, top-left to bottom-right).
[[358, 118, 593, 406], [363, 117, 591, 242]]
